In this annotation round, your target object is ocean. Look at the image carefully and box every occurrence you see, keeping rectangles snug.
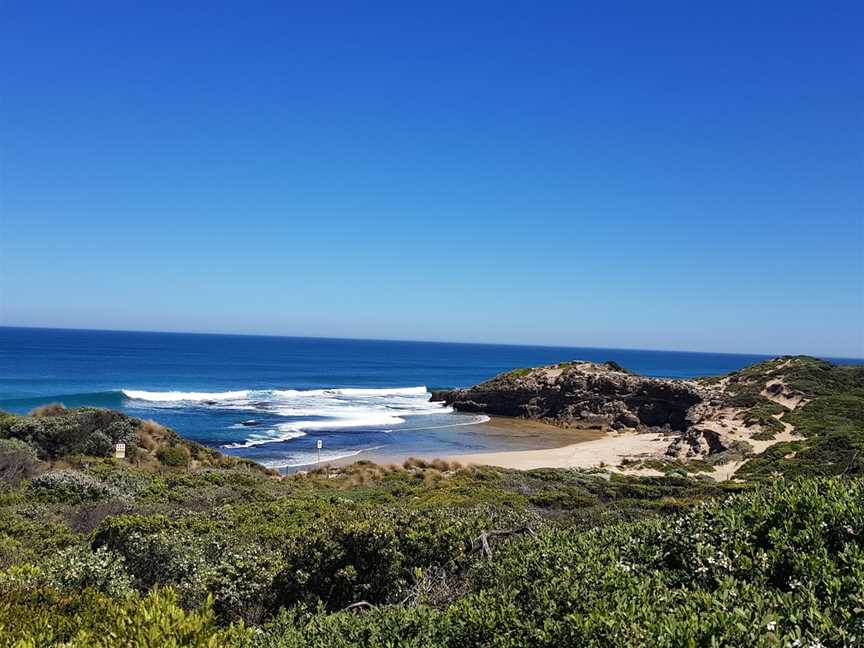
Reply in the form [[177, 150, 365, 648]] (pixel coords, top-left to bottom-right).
[[1, 327, 858, 470]]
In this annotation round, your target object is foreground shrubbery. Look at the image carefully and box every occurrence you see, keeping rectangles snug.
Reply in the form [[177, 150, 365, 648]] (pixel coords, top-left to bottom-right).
[[1, 478, 862, 646]]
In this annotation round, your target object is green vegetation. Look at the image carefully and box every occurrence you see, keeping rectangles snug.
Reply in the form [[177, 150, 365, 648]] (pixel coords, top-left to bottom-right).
[[1, 458, 861, 645], [603, 360, 630, 373], [620, 457, 716, 475], [727, 357, 864, 480], [503, 367, 532, 379], [0, 355, 862, 646]]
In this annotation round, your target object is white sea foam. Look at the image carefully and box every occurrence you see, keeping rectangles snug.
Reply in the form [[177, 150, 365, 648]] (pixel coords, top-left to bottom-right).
[[270, 386, 429, 398], [123, 384, 456, 448], [259, 447, 383, 469], [389, 414, 490, 432], [123, 389, 250, 402], [275, 412, 406, 430], [221, 429, 307, 449]]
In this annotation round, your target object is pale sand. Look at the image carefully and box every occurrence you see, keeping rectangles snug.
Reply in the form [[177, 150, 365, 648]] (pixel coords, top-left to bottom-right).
[[711, 410, 802, 481], [447, 431, 668, 471]]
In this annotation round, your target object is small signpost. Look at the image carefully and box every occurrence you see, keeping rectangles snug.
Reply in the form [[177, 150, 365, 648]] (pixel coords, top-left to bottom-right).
[[317, 439, 323, 468], [114, 442, 126, 459]]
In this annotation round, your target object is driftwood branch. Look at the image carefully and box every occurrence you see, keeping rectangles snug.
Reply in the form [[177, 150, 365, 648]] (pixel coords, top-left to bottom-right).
[[843, 451, 860, 476], [470, 526, 536, 559], [343, 600, 375, 612]]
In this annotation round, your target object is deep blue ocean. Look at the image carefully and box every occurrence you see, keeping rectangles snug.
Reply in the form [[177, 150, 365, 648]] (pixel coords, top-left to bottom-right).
[[1, 327, 859, 470]]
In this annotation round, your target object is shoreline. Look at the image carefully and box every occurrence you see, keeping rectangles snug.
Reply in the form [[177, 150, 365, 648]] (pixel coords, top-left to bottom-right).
[[318, 415, 668, 473]]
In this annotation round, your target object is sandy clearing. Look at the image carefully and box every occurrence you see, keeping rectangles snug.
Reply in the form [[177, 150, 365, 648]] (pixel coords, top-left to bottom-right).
[[761, 379, 807, 409], [711, 411, 803, 480]]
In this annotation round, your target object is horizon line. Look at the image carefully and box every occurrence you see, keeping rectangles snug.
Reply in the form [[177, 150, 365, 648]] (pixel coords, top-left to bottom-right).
[[2, 324, 861, 363]]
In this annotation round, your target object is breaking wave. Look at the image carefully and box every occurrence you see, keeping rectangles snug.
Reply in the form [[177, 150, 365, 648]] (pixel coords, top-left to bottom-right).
[[119, 385, 462, 449]]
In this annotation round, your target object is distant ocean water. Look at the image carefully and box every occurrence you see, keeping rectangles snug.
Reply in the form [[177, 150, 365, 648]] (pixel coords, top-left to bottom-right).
[[1, 327, 859, 470]]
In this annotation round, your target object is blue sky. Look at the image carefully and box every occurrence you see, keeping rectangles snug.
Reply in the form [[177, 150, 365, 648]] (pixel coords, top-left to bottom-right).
[[1, 1, 862, 357]]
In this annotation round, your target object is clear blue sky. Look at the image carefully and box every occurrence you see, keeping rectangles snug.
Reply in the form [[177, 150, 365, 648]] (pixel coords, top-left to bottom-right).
[[1, 1, 862, 358]]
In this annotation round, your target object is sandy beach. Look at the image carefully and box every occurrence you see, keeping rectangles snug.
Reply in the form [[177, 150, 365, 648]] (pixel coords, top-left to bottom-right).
[[447, 429, 668, 471], [350, 415, 668, 473]]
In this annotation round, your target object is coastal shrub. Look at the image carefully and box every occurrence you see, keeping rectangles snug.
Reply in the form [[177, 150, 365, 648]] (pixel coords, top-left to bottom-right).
[[0, 438, 40, 486], [736, 391, 864, 480], [205, 544, 284, 625], [0, 587, 252, 647], [65, 497, 133, 534], [81, 430, 114, 457], [30, 470, 117, 503], [248, 478, 864, 647], [0, 509, 78, 568], [44, 545, 135, 598], [3, 461, 864, 645], [743, 400, 787, 433], [271, 512, 436, 610], [3, 408, 138, 459], [157, 444, 191, 467], [604, 360, 630, 373], [92, 515, 207, 595], [786, 393, 864, 437]]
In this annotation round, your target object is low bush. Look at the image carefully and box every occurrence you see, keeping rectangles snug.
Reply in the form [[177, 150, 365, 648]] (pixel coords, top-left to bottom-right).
[[81, 430, 114, 457], [157, 444, 190, 467], [2, 408, 138, 459], [0, 587, 251, 647], [0, 438, 40, 486], [30, 470, 117, 503], [44, 545, 135, 598]]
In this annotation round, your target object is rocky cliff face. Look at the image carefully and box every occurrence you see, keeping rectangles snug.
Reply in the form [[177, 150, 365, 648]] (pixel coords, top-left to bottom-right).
[[432, 362, 704, 432]]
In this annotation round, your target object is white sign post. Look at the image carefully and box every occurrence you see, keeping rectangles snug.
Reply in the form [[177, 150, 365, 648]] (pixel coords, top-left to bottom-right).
[[114, 443, 126, 459], [317, 439, 322, 468]]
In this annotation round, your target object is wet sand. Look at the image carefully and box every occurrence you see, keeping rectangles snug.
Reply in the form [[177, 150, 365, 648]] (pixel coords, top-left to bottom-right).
[[344, 416, 609, 468]]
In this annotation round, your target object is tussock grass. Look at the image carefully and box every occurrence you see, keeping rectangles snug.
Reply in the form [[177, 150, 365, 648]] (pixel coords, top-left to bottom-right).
[[29, 403, 66, 417]]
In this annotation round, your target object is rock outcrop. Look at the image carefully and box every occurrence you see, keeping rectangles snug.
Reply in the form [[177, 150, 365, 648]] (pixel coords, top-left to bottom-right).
[[432, 361, 704, 432], [433, 357, 819, 465]]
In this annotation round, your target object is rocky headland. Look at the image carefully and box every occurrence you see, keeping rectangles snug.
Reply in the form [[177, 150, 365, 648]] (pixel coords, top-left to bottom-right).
[[432, 356, 852, 471]]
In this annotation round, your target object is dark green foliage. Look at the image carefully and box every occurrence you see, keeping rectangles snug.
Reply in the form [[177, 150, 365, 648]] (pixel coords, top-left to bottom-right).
[[0, 438, 40, 486], [786, 393, 864, 437], [625, 458, 715, 474], [0, 408, 136, 459], [80, 430, 114, 457], [782, 360, 864, 397], [5, 470, 864, 646], [743, 400, 787, 433], [242, 478, 864, 647], [157, 444, 190, 467], [30, 470, 118, 503], [0, 508, 78, 568], [603, 360, 630, 373]]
